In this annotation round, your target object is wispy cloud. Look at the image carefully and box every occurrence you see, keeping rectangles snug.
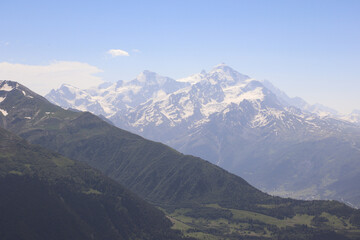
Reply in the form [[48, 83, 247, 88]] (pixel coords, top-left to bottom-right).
[[132, 49, 141, 53], [0, 41, 10, 46], [107, 49, 130, 57], [0, 61, 103, 95]]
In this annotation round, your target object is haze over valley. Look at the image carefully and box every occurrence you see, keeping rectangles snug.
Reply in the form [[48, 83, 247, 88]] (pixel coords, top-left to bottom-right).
[[46, 64, 360, 208]]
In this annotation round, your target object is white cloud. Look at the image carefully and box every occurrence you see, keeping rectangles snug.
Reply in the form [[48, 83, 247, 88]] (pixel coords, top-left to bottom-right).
[[132, 49, 141, 53], [0, 61, 104, 95], [107, 49, 130, 57], [0, 41, 9, 46]]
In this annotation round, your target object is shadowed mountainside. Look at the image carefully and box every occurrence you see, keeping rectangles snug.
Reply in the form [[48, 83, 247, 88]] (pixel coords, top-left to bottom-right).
[[0, 127, 188, 240]]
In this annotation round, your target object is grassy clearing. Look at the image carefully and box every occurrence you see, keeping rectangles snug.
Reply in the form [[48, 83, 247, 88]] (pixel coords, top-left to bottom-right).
[[321, 212, 351, 229], [168, 206, 271, 239], [207, 203, 313, 228], [168, 216, 192, 232], [285, 214, 313, 227], [82, 188, 102, 195], [167, 203, 359, 239], [186, 232, 220, 240], [8, 170, 23, 175], [52, 156, 74, 167], [231, 208, 283, 225]]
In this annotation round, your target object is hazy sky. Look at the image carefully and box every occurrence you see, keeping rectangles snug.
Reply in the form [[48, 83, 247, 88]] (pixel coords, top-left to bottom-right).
[[1, 0, 359, 113]]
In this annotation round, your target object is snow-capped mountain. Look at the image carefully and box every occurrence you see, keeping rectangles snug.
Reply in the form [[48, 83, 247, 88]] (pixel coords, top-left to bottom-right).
[[46, 64, 360, 207], [339, 110, 360, 126], [47, 70, 188, 117]]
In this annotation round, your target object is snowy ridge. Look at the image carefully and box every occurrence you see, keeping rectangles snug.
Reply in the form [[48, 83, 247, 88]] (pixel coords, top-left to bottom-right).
[[46, 64, 354, 135], [120, 66, 276, 132], [0, 80, 35, 100], [46, 70, 188, 118], [45, 65, 360, 208]]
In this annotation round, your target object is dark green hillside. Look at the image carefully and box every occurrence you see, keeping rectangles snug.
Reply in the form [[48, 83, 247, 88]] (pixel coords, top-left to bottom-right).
[[1, 80, 360, 239], [0, 81, 271, 209], [0, 127, 186, 240]]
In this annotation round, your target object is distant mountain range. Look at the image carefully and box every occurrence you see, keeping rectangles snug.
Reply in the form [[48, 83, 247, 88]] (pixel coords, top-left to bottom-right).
[[2, 79, 360, 239], [46, 64, 360, 208]]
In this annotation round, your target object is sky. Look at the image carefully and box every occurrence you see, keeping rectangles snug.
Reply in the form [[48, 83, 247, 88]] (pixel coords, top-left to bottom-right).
[[1, 0, 359, 114]]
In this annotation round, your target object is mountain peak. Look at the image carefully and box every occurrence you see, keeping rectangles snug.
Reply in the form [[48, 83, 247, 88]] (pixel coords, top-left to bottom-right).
[[210, 63, 241, 74], [0, 80, 18, 92], [211, 63, 230, 70], [207, 64, 250, 86], [0, 80, 38, 100], [59, 83, 77, 89], [142, 69, 154, 74], [132, 70, 176, 87], [140, 70, 155, 77], [135, 70, 161, 83]]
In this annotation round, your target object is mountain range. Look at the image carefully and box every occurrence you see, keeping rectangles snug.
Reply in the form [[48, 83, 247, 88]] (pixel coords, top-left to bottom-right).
[[46, 64, 360, 208], [1, 79, 360, 239]]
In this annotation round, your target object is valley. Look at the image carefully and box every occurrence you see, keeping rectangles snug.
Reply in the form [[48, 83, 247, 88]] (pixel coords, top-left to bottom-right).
[[46, 65, 360, 208]]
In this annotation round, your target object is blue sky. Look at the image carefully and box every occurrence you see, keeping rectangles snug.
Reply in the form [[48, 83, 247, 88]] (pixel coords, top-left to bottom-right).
[[1, 0, 360, 113]]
